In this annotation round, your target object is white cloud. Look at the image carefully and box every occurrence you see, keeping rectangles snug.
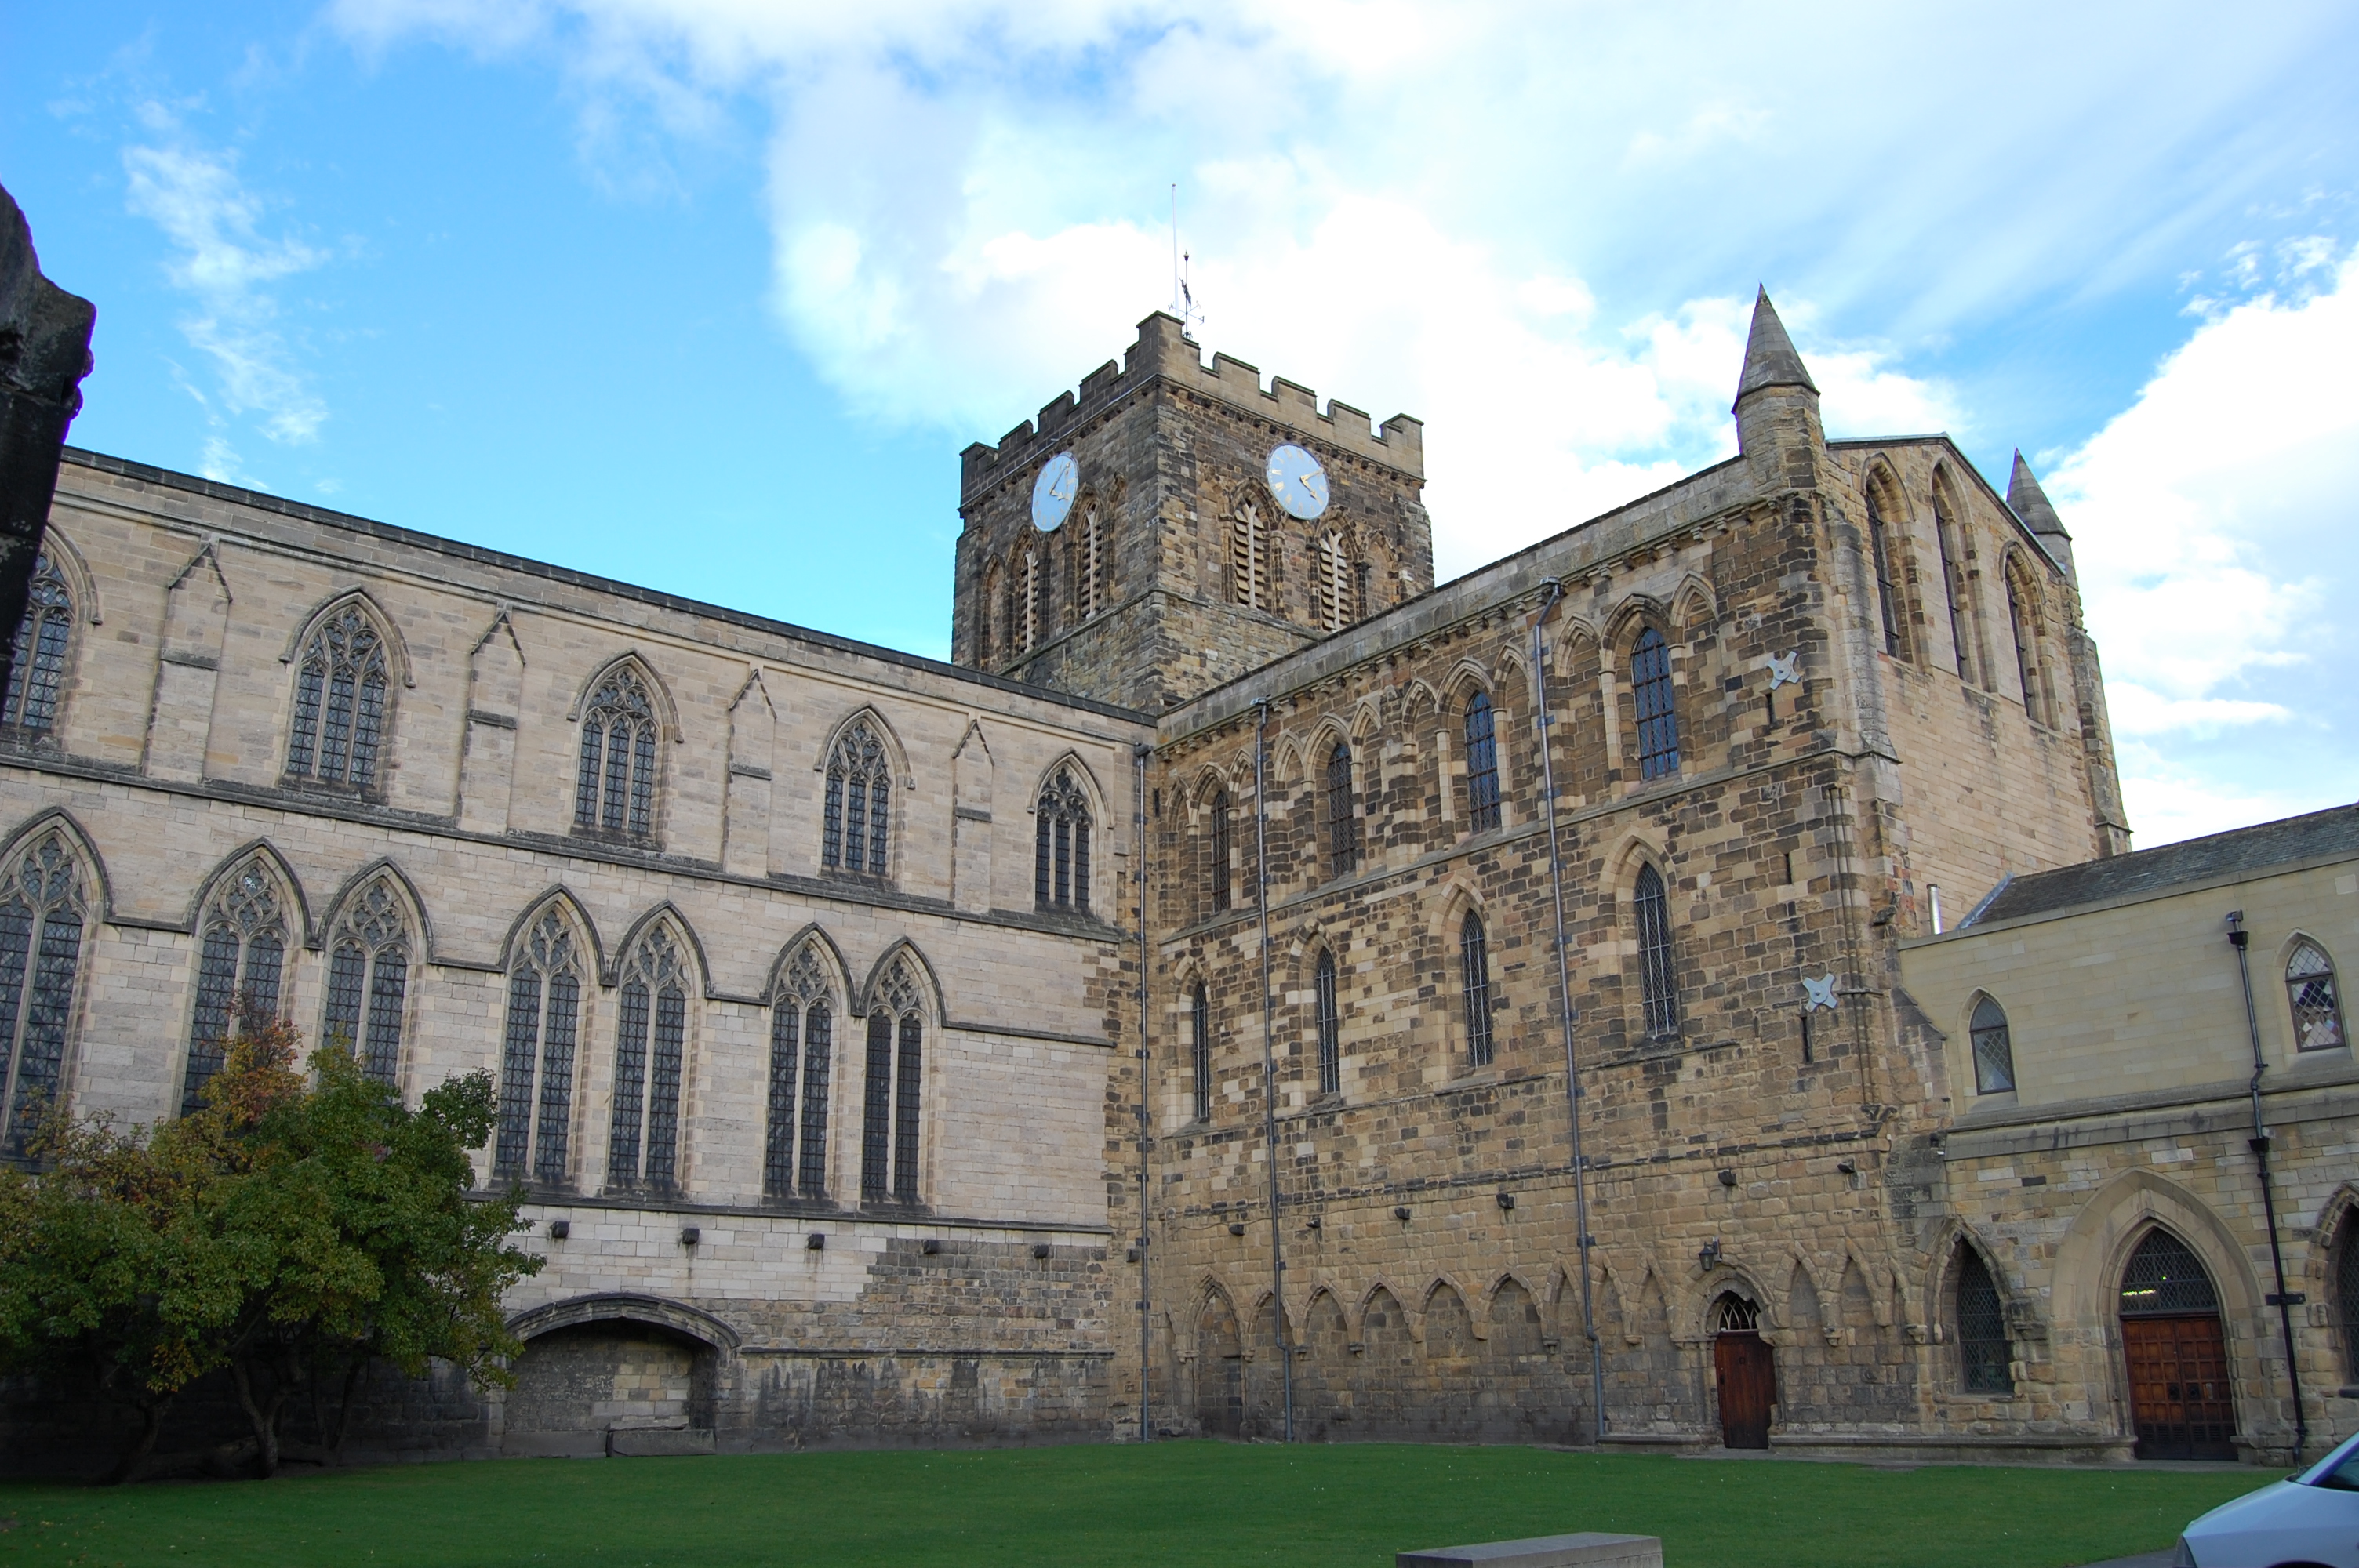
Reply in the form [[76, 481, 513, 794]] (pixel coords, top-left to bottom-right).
[[122, 118, 329, 445]]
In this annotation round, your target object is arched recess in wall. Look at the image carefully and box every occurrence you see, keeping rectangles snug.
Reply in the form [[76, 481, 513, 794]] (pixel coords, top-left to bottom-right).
[[1997, 548, 2055, 726], [2049, 1168, 2263, 1338], [507, 1291, 742, 1353], [1859, 461, 1916, 663], [1928, 465, 1981, 684]]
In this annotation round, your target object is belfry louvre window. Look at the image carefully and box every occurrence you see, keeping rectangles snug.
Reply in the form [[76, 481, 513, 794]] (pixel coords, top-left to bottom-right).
[[1078, 511, 1102, 621], [3, 553, 72, 733], [607, 926, 689, 1192], [494, 911, 582, 1185], [823, 720, 892, 877], [1209, 788, 1232, 913], [1190, 982, 1212, 1123], [1314, 949, 1341, 1095], [860, 959, 925, 1205], [765, 946, 834, 1200], [1230, 505, 1268, 611], [1318, 532, 1351, 632], [285, 604, 390, 790], [1631, 627, 1680, 780], [1634, 864, 1680, 1039], [1866, 491, 1904, 659], [2287, 940, 2346, 1051], [1460, 910, 1495, 1066], [1969, 996, 2016, 1093], [322, 879, 410, 1087], [1956, 1247, 2013, 1394], [1325, 742, 1358, 877], [1464, 691, 1500, 833], [574, 666, 658, 838], [183, 859, 289, 1117], [1034, 769, 1092, 913], [0, 835, 84, 1159]]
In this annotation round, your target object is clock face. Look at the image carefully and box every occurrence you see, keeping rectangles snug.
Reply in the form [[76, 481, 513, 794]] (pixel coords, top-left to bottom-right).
[[1265, 443, 1329, 521], [1031, 452, 1078, 532]]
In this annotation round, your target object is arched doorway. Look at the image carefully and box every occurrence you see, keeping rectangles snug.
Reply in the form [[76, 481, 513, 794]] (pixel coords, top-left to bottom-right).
[[1710, 1292, 1774, 1450], [502, 1294, 733, 1457], [1196, 1293, 1242, 1439], [2118, 1229, 2236, 1461]]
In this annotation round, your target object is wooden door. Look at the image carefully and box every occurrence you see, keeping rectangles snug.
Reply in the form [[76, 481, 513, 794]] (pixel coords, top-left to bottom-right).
[[1714, 1331, 1775, 1450], [2123, 1313, 2236, 1461]]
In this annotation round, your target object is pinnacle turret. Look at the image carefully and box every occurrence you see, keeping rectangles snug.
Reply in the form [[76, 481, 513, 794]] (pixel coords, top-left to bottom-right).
[[1732, 286, 1819, 410], [2008, 451, 2077, 580]]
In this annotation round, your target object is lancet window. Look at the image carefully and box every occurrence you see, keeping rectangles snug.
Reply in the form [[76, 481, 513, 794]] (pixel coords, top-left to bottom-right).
[[822, 719, 892, 878], [1023, 550, 1042, 652], [1955, 1246, 2012, 1395], [1209, 787, 1232, 913], [574, 666, 659, 839], [2338, 1223, 2359, 1380], [322, 877, 410, 1088], [1325, 742, 1358, 877], [1631, 627, 1680, 780], [1190, 982, 1212, 1123], [1461, 909, 1495, 1067], [2287, 940, 2345, 1051], [607, 925, 689, 1192], [1314, 948, 1341, 1095], [1933, 492, 1976, 684], [1034, 769, 1092, 913], [765, 944, 834, 1200], [1230, 504, 1269, 611], [182, 858, 289, 1116], [1464, 691, 1501, 833], [0, 835, 84, 1158], [860, 957, 925, 1206], [2005, 565, 2045, 724], [3, 553, 73, 734], [1634, 863, 1680, 1039], [285, 603, 390, 790], [1969, 995, 2016, 1093], [494, 910, 582, 1185], [1865, 489, 1905, 659]]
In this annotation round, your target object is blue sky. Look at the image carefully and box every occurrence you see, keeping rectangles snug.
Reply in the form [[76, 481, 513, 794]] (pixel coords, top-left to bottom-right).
[[5, 0, 2357, 845]]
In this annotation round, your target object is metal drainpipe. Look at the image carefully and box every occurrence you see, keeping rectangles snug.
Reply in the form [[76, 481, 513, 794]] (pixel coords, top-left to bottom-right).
[[1133, 742, 1153, 1443], [1530, 578, 1606, 1442], [2229, 909, 2308, 1461], [1254, 699, 1294, 1439]]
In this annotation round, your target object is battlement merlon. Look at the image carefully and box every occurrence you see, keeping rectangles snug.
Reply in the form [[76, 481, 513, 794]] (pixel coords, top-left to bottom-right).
[[958, 311, 1424, 507]]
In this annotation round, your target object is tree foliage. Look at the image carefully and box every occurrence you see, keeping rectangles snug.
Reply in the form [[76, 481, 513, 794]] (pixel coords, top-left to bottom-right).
[[0, 1018, 540, 1481]]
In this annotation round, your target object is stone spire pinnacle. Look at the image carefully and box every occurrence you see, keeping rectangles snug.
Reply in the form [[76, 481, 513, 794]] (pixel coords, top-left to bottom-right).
[[2006, 451, 2070, 540], [1732, 286, 1818, 410]]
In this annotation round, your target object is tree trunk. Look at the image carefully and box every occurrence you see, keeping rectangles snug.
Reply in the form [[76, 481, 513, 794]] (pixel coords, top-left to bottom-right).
[[103, 1398, 167, 1486], [227, 1357, 286, 1479], [325, 1357, 365, 1465]]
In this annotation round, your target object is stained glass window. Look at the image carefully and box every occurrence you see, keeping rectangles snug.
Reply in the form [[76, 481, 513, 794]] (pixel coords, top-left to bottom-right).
[[2287, 941, 2345, 1052], [823, 720, 892, 877], [494, 910, 580, 1185], [0, 835, 83, 1159], [1632, 628, 1680, 780], [285, 604, 390, 790], [574, 666, 659, 838], [1635, 864, 1680, 1039], [3, 554, 72, 733]]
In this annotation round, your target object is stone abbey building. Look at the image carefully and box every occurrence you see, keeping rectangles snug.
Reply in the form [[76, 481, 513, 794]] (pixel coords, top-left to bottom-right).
[[2, 293, 2351, 1468]]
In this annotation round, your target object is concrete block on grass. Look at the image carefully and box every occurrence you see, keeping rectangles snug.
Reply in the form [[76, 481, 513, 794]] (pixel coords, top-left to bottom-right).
[[1398, 1534, 1663, 1568]]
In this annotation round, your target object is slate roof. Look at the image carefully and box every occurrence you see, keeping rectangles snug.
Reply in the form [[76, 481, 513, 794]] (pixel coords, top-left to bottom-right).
[[1965, 803, 2359, 927]]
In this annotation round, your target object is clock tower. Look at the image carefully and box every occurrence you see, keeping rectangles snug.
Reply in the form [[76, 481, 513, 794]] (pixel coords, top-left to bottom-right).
[[951, 312, 1433, 713]]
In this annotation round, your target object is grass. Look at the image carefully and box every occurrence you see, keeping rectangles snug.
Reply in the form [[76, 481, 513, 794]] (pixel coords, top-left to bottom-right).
[[0, 1441, 2273, 1568]]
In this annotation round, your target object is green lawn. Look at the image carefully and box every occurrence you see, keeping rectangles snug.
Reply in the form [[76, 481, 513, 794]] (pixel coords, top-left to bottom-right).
[[0, 1441, 2272, 1568]]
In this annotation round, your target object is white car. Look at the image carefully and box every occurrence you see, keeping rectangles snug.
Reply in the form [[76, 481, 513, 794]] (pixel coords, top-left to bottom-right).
[[2177, 1432, 2359, 1567]]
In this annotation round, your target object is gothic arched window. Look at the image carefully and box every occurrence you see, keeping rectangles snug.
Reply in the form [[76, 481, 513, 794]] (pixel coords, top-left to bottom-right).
[[1314, 948, 1341, 1094], [1970, 995, 2016, 1093], [1955, 1245, 2012, 1394], [608, 925, 689, 1192], [822, 720, 892, 878], [1464, 691, 1500, 833], [765, 946, 834, 1200], [0, 835, 84, 1158], [1230, 505, 1268, 611], [4, 553, 73, 734], [2005, 564, 2045, 724], [1209, 787, 1232, 913], [1190, 982, 1212, 1123], [323, 878, 410, 1088], [1461, 909, 1495, 1066], [2338, 1221, 2359, 1380], [1865, 488, 1905, 659], [285, 603, 390, 790], [860, 958, 925, 1205], [1933, 489, 1976, 684], [1634, 863, 1680, 1039], [182, 858, 289, 1116], [2287, 940, 2346, 1051], [1034, 769, 1092, 913], [574, 666, 659, 839], [1631, 627, 1681, 781], [494, 910, 582, 1185], [1325, 742, 1358, 877]]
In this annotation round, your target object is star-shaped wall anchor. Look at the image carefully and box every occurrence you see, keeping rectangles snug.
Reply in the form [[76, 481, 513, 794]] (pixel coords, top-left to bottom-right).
[[1767, 652, 1801, 689], [1801, 973, 1839, 1012]]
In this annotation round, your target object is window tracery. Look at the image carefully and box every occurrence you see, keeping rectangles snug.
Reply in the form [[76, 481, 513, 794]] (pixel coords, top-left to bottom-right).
[[1634, 863, 1680, 1039], [574, 666, 659, 839], [1325, 742, 1358, 877], [495, 910, 582, 1185], [608, 925, 689, 1192], [860, 956, 924, 1205], [766, 943, 833, 1200], [3, 553, 73, 734], [1034, 769, 1092, 913], [1460, 909, 1494, 1067], [1969, 995, 2016, 1093], [183, 858, 289, 1116], [285, 603, 390, 790], [1631, 627, 1680, 780], [822, 720, 892, 878], [2287, 940, 2345, 1051], [0, 834, 84, 1158], [323, 877, 410, 1088], [1464, 691, 1500, 833]]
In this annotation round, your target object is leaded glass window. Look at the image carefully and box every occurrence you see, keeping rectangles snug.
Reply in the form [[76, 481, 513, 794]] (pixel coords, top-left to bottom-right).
[[765, 944, 832, 1200], [3, 554, 72, 733], [1634, 864, 1680, 1039], [1969, 995, 2016, 1093], [1209, 788, 1231, 913], [1464, 691, 1500, 833], [2119, 1229, 2219, 1317], [860, 957, 925, 1205], [1934, 493, 1976, 684], [285, 604, 390, 790], [1461, 910, 1494, 1067], [494, 910, 581, 1185], [322, 878, 410, 1088], [1034, 769, 1092, 913], [573, 666, 659, 839], [1631, 627, 1680, 780], [1190, 982, 1212, 1123], [1956, 1246, 2012, 1394], [607, 926, 689, 1192], [1314, 948, 1341, 1095], [2006, 566, 2044, 724], [0, 835, 83, 1159], [2338, 1224, 2359, 1380], [1325, 742, 1358, 877], [2287, 941, 2346, 1051], [1866, 490, 1904, 659], [182, 858, 289, 1117], [822, 719, 892, 878]]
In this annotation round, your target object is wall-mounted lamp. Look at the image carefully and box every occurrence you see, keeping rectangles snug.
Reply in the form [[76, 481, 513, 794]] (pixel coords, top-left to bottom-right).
[[1699, 1238, 1723, 1272], [1717, 1168, 1738, 1189], [1033, 1242, 1052, 1259], [1305, 1215, 1322, 1231], [1496, 1191, 1516, 1211], [1836, 1160, 1856, 1176], [806, 1232, 826, 1250], [1228, 1222, 1246, 1237], [680, 1225, 701, 1247], [1125, 1246, 1140, 1263], [547, 1219, 570, 1240], [1394, 1206, 1412, 1222], [922, 1238, 941, 1256]]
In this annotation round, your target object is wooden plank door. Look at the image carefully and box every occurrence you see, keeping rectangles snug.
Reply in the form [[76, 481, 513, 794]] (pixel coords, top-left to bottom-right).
[[2123, 1313, 2236, 1461], [1714, 1331, 1775, 1450]]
